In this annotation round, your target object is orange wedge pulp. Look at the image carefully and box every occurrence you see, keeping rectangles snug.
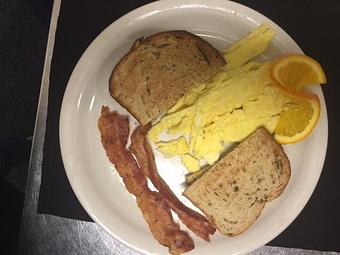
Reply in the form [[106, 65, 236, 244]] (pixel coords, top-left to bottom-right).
[[269, 54, 325, 144], [271, 54, 326, 91], [274, 87, 320, 144]]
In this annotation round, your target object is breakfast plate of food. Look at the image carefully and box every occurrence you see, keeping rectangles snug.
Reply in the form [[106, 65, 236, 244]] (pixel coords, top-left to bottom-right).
[[59, 0, 328, 254]]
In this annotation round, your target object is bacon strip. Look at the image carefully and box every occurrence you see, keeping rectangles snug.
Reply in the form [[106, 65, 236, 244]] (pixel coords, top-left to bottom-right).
[[130, 125, 216, 241], [98, 107, 194, 255], [137, 192, 194, 254], [98, 108, 146, 195]]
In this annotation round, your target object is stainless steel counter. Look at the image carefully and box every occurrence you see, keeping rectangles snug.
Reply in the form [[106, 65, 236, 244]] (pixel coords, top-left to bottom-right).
[[16, 0, 339, 254]]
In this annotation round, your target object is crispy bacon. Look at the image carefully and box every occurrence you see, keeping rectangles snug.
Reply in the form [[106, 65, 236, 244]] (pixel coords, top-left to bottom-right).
[[130, 124, 216, 241], [98, 108, 146, 196], [137, 191, 194, 254], [98, 106, 194, 255]]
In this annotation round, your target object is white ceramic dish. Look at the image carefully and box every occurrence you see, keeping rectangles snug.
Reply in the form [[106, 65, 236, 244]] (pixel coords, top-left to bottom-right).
[[59, 0, 328, 254]]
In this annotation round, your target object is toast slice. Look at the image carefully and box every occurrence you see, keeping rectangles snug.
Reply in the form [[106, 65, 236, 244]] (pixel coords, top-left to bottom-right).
[[183, 128, 291, 236], [109, 30, 226, 125]]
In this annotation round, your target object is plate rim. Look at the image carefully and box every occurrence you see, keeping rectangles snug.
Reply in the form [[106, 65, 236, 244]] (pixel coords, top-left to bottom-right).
[[59, 0, 329, 254]]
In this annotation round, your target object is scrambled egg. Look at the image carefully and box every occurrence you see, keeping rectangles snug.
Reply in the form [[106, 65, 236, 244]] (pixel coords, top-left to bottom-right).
[[149, 62, 291, 171], [181, 154, 201, 173], [157, 137, 189, 157]]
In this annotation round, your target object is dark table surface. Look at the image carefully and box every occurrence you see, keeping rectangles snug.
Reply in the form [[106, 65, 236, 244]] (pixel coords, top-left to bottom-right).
[[18, 0, 340, 254]]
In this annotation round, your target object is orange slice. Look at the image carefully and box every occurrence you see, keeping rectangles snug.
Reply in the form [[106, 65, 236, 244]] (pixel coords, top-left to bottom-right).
[[274, 88, 320, 144], [271, 54, 326, 91]]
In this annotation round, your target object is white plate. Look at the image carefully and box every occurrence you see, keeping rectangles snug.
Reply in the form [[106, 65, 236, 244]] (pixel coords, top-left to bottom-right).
[[60, 0, 328, 254]]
